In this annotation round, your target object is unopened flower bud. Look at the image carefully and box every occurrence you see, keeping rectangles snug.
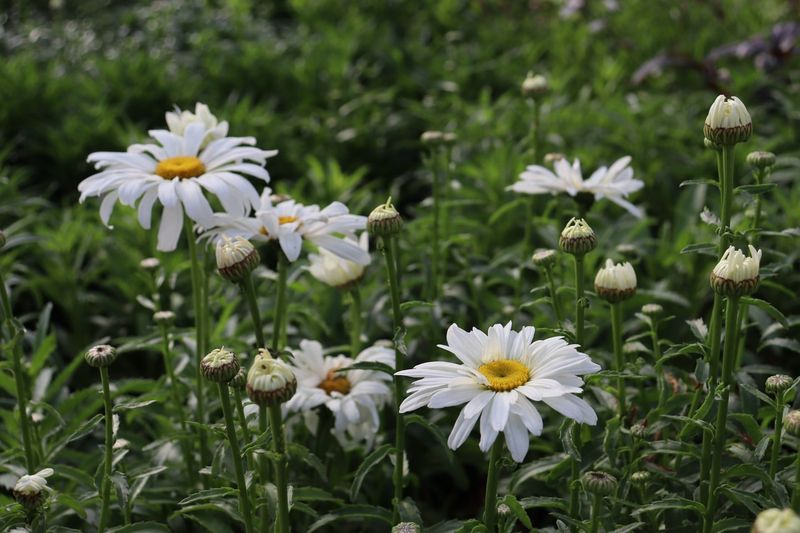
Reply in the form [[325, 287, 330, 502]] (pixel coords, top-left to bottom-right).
[[766, 375, 793, 396], [140, 257, 160, 270], [582, 470, 618, 496], [544, 152, 565, 165], [247, 348, 297, 406], [704, 95, 752, 146], [153, 310, 175, 325], [752, 508, 800, 533], [631, 470, 650, 486], [746, 151, 776, 171], [521, 72, 549, 97], [13, 468, 53, 510], [532, 248, 557, 269], [229, 367, 247, 389], [630, 423, 647, 439], [85, 344, 117, 368], [595, 259, 637, 303], [559, 218, 596, 256], [216, 236, 260, 283], [367, 198, 403, 238], [392, 522, 422, 533], [710, 245, 760, 298], [784, 411, 800, 437], [201, 348, 241, 383], [420, 131, 444, 144], [641, 303, 663, 317]]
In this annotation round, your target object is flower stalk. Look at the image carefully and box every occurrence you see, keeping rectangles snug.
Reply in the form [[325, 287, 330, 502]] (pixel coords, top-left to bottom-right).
[[483, 440, 503, 531], [217, 382, 255, 533], [98, 366, 114, 532], [273, 251, 289, 350], [611, 302, 625, 420], [268, 404, 290, 533], [770, 392, 786, 478], [241, 273, 266, 348], [349, 287, 362, 359]]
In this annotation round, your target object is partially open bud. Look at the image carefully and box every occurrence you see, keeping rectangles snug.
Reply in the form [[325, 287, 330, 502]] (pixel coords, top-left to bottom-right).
[[641, 303, 663, 317], [746, 151, 776, 171], [13, 468, 54, 510], [392, 522, 422, 533], [752, 508, 800, 533], [153, 310, 175, 325], [766, 374, 793, 396], [85, 344, 117, 368], [704, 95, 752, 146], [216, 236, 260, 283], [532, 248, 557, 269], [521, 72, 549, 97], [710, 245, 761, 298], [201, 348, 241, 383], [559, 218, 596, 256], [229, 366, 247, 389], [367, 198, 403, 238], [246, 348, 297, 406], [595, 259, 637, 303], [140, 257, 160, 270], [785, 411, 800, 437], [630, 423, 647, 439], [582, 471, 618, 496]]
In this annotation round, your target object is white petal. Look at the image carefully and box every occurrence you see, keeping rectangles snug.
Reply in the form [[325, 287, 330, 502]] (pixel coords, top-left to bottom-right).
[[478, 406, 499, 452], [279, 232, 303, 262], [157, 204, 184, 252], [137, 188, 159, 229], [489, 391, 514, 432], [503, 415, 530, 462], [447, 408, 480, 450], [177, 179, 214, 224], [99, 191, 119, 226], [542, 394, 597, 425]]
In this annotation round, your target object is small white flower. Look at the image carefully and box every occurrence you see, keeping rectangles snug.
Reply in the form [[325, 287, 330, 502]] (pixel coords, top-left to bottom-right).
[[508, 156, 644, 218], [14, 468, 54, 496], [397, 322, 600, 462], [166, 103, 229, 147], [308, 233, 369, 288], [79, 108, 277, 252], [752, 508, 800, 533], [285, 340, 394, 446]]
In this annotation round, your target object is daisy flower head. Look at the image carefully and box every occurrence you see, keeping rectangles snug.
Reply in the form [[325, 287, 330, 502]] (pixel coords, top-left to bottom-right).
[[508, 156, 644, 218], [207, 188, 369, 265], [704, 95, 752, 146], [165, 103, 228, 147], [710, 244, 761, 297], [308, 232, 370, 289], [79, 107, 277, 251], [285, 340, 394, 447], [397, 322, 600, 462], [14, 468, 54, 509]]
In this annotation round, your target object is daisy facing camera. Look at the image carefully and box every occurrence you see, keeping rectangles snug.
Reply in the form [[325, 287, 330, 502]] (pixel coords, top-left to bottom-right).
[[201, 347, 241, 383]]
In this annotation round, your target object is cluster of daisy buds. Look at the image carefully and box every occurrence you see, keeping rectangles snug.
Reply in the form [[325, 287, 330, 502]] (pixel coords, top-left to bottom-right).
[[594, 259, 637, 303], [246, 348, 297, 406]]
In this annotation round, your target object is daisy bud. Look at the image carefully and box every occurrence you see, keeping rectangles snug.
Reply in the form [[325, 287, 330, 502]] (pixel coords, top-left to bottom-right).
[[521, 72, 549, 97], [582, 471, 618, 496], [785, 411, 800, 437], [216, 236, 260, 283], [594, 259, 637, 303], [367, 198, 403, 238], [392, 522, 422, 533], [497, 503, 511, 516], [615, 243, 638, 261], [246, 348, 297, 406], [531, 248, 557, 269], [746, 150, 776, 171], [710, 245, 761, 298], [308, 234, 368, 290], [766, 374, 793, 396], [704, 95, 752, 146], [140, 257, 160, 270], [544, 152, 565, 164], [201, 348, 241, 383], [84, 344, 117, 368], [559, 218, 597, 256], [441, 132, 457, 144], [229, 367, 247, 389], [153, 310, 175, 325], [641, 303, 663, 317], [631, 470, 650, 486], [752, 508, 800, 533], [420, 130, 444, 144], [630, 423, 647, 439], [13, 468, 54, 511]]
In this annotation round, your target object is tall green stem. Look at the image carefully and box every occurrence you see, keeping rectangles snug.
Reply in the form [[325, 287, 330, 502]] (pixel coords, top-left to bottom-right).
[[769, 393, 785, 478], [611, 303, 625, 421], [703, 297, 741, 533], [792, 449, 800, 511], [240, 274, 265, 348], [217, 383, 254, 533], [232, 387, 252, 467], [268, 405, 290, 533], [568, 254, 586, 519], [160, 325, 197, 486], [431, 149, 441, 300], [273, 252, 288, 350], [574, 256, 586, 346], [544, 267, 564, 325], [258, 407, 270, 532], [349, 287, 362, 359], [98, 366, 114, 532], [589, 493, 602, 533], [483, 440, 503, 531], [383, 236, 406, 523]]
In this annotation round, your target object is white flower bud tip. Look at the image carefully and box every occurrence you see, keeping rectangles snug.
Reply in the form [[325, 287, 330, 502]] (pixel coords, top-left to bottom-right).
[[704, 94, 752, 145], [559, 217, 597, 255], [595, 259, 637, 303], [216, 236, 260, 283], [710, 245, 760, 297], [247, 349, 297, 406]]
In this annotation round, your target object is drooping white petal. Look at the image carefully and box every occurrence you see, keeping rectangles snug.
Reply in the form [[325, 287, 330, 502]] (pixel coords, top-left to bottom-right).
[[157, 204, 184, 252]]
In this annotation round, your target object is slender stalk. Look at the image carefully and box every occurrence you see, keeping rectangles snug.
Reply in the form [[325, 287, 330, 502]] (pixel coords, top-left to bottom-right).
[[240, 274, 266, 348], [516, 98, 541, 316], [544, 267, 564, 325], [258, 407, 270, 532], [184, 221, 210, 468], [770, 393, 785, 478], [792, 449, 800, 511], [232, 387, 252, 467], [651, 319, 669, 414], [752, 168, 764, 231], [611, 303, 625, 421], [589, 493, 602, 533], [217, 383, 254, 533], [703, 297, 741, 533], [273, 252, 288, 350], [349, 287, 362, 359], [568, 254, 586, 519], [383, 236, 406, 523], [431, 148, 441, 300], [98, 367, 114, 532], [159, 325, 197, 486], [574, 256, 586, 346], [268, 405, 290, 533], [483, 440, 503, 531]]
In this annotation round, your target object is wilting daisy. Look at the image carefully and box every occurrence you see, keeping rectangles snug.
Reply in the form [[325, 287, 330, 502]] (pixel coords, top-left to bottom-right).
[[207, 188, 369, 264], [508, 156, 644, 218], [13, 468, 54, 508], [398, 322, 600, 462], [285, 340, 394, 446], [79, 107, 277, 251], [308, 232, 370, 289]]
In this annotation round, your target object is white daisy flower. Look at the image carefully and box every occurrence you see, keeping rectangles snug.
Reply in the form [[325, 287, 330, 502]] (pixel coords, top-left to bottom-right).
[[308, 232, 370, 289], [207, 188, 369, 264], [508, 156, 644, 218], [165, 102, 228, 146], [397, 322, 600, 462], [285, 340, 394, 446], [14, 468, 54, 496], [79, 115, 277, 251]]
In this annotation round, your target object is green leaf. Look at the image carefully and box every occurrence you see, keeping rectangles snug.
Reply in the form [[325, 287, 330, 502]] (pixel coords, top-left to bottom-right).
[[741, 297, 788, 328], [680, 242, 717, 256], [738, 383, 775, 409], [509, 453, 568, 492], [500, 494, 533, 529], [517, 496, 567, 511], [179, 488, 237, 506], [337, 361, 395, 376], [735, 183, 777, 195], [308, 504, 393, 532], [559, 420, 580, 461], [29, 332, 56, 379], [680, 178, 718, 188], [759, 337, 800, 354], [400, 300, 435, 312], [108, 523, 171, 532], [631, 497, 704, 515], [293, 486, 342, 504], [349, 444, 392, 501]]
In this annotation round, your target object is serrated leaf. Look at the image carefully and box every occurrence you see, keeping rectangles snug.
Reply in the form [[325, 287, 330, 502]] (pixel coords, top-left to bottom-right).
[[741, 297, 788, 328]]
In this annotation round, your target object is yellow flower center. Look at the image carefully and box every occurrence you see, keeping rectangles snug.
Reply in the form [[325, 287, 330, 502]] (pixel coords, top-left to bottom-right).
[[318, 369, 351, 395], [258, 217, 299, 237], [478, 359, 530, 392], [155, 156, 206, 180]]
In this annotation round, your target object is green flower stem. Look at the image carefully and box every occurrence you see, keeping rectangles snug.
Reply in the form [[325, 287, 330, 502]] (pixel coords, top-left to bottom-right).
[[543, 266, 564, 325], [483, 440, 503, 531], [383, 235, 406, 524], [568, 254, 586, 519], [611, 302, 625, 421], [217, 383, 254, 533], [650, 320, 669, 413], [184, 220, 211, 470], [273, 251, 288, 350], [98, 366, 114, 533], [159, 324, 197, 486], [703, 296, 741, 533], [792, 449, 800, 511], [769, 392, 785, 478], [268, 405, 290, 533], [752, 168, 765, 231], [258, 407, 270, 532], [574, 255, 586, 346], [589, 492, 602, 533], [349, 287, 362, 359], [232, 387, 252, 467], [240, 273, 266, 348], [431, 149, 441, 300], [516, 99, 541, 317]]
